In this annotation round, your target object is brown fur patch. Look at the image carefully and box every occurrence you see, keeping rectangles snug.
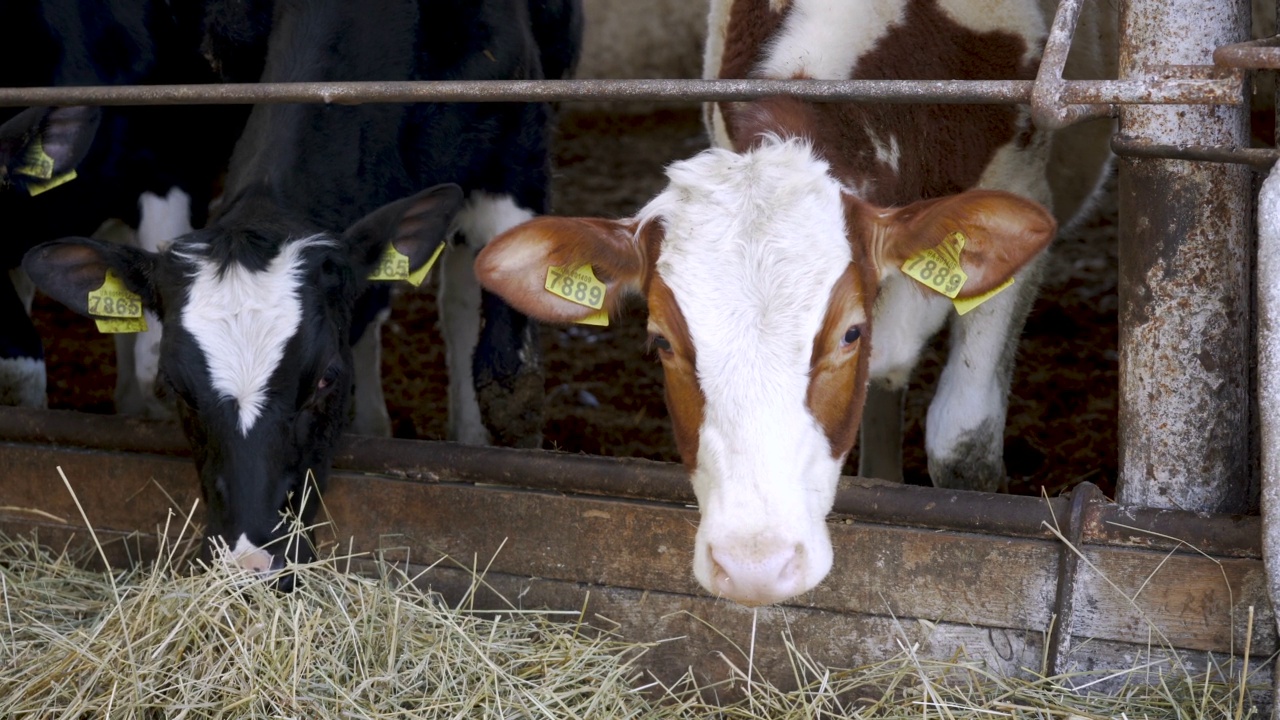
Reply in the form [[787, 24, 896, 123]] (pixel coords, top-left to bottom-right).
[[647, 276, 704, 468], [721, 0, 1036, 206], [718, 0, 791, 81], [806, 261, 875, 458], [477, 217, 650, 324]]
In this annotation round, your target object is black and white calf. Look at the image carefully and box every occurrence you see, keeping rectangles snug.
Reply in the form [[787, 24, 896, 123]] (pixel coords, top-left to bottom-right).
[[0, 105, 100, 406], [25, 0, 581, 579], [0, 0, 245, 416]]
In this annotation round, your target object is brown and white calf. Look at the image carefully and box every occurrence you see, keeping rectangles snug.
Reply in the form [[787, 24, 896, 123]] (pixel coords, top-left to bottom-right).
[[477, 0, 1115, 606]]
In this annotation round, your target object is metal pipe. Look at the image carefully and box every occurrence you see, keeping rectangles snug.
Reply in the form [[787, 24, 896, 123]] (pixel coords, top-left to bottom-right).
[[1116, 0, 1254, 513], [1257, 160, 1280, 720], [1045, 482, 1098, 676], [1214, 35, 1280, 69], [1111, 134, 1280, 168], [0, 76, 1242, 107], [1032, 0, 1115, 129]]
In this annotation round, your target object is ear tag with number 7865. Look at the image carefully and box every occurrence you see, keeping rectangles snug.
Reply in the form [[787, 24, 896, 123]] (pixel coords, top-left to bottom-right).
[[88, 269, 147, 334], [368, 240, 445, 287], [544, 265, 609, 327]]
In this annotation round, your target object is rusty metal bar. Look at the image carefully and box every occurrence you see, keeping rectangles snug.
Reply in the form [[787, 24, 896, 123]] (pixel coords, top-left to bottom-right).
[[1111, 134, 1280, 168], [1259, 143, 1280, 720], [0, 407, 1259, 557], [1115, 0, 1254, 514], [1032, 0, 1115, 129], [1214, 34, 1280, 69], [0, 76, 1244, 108], [1045, 482, 1099, 676]]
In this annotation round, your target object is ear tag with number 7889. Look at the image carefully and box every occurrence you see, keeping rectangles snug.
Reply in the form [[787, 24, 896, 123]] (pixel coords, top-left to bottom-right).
[[545, 265, 609, 327], [901, 231, 1011, 315]]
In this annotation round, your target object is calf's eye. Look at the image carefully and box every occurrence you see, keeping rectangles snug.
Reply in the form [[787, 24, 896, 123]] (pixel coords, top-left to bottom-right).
[[650, 335, 673, 354], [842, 326, 862, 346], [317, 362, 342, 391]]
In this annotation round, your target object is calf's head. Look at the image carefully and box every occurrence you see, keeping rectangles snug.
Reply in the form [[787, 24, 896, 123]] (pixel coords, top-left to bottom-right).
[[477, 140, 1054, 606], [23, 184, 463, 582]]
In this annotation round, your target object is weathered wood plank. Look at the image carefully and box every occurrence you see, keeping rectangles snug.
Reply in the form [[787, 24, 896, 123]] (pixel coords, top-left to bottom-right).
[[357, 562, 1049, 693], [0, 439, 1267, 662], [1071, 546, 1275, 654]]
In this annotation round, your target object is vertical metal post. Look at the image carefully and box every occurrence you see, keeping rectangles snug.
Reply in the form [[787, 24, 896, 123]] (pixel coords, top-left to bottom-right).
[[1117, 0, 1254, 512]]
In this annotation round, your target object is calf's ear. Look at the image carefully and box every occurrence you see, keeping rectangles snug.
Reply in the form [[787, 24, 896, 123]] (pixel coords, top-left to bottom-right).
[[343, 183, 465, 275], [475, 216, 649, 324], [0, 106, 101, 189], [22, 238, 160, 317], [851, 189, 1056, 298]]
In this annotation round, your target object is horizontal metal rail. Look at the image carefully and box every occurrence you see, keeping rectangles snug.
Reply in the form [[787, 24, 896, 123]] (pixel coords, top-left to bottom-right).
[[1214, 34, 1280, 69], [0, 76, 1242, 107], [1111, 134, 1280, 168]]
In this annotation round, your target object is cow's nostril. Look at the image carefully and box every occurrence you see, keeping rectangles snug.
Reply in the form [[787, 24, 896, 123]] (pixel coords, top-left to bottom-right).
[[778, 543, 804, 585], [708, 551, 733, 594], [707, 541, 806, 606]]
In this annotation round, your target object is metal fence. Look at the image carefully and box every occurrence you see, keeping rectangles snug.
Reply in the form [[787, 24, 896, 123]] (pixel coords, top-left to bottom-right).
[[0, 0, 1266, 516]]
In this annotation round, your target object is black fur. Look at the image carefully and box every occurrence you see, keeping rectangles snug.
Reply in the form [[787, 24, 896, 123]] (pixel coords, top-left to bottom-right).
[[27, 0, 582, 582]]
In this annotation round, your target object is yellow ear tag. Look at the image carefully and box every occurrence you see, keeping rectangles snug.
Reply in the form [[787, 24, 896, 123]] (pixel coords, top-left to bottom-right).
[[16, 137, 76, 196], [27, 169, 77, 197], [407, 240, 446, 287], [88, 269, 148, 334], [18, 137, 56, 180], [576, 309, 610, 327], [545, 265, 608, 327], [94, 316, 148, 333], [368, 240, 444, 287], [901, 231, 969, 299], [953, 277, 1015, 316]]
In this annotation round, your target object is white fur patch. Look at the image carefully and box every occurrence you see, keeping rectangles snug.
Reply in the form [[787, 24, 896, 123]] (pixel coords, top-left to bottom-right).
[[133, 188, 195, 419], [180, 236, 329, 435], [138, 188, 192, 253], [0, 356, 46, 408], [639, 138, 851, 603], [229, 533, 274, 574], [453, 192, 535, 251], [440, 192, 536, 445], [866, 127, 901, 173], [759, 0, 907, 80]]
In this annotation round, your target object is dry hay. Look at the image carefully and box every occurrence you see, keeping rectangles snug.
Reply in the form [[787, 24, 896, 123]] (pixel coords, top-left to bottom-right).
[[0, 475, 1266, 718]]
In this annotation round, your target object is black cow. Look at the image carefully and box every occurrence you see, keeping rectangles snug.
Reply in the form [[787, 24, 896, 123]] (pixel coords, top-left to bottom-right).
[[25, 0, 582, 582], [0, 0, 246, 416]]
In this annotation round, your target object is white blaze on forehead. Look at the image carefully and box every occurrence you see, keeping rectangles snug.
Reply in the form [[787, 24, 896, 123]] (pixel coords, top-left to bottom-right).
[[642, 138, 852, 433], [759, 0, 907, 80], [180, 235, 330, 435], [641, 139, 853, 604]]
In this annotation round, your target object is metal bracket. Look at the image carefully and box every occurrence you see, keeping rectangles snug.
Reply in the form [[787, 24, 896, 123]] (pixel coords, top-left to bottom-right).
[[1033, 0, 1246, 130]]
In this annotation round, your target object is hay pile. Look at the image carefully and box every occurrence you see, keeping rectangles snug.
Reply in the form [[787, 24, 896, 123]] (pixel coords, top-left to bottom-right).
[[0, 529, 662, 718], [0, 495, 1262, 718]]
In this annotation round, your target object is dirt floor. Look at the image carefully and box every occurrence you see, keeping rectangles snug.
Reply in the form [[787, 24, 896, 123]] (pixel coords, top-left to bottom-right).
[[31, 105, 1119, 499]]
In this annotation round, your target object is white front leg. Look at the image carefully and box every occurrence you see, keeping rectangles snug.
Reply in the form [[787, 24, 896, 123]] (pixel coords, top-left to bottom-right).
[[438, 192, 536, 445], [119, 188, 192, 419], [925, 254, 1046, 492]]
